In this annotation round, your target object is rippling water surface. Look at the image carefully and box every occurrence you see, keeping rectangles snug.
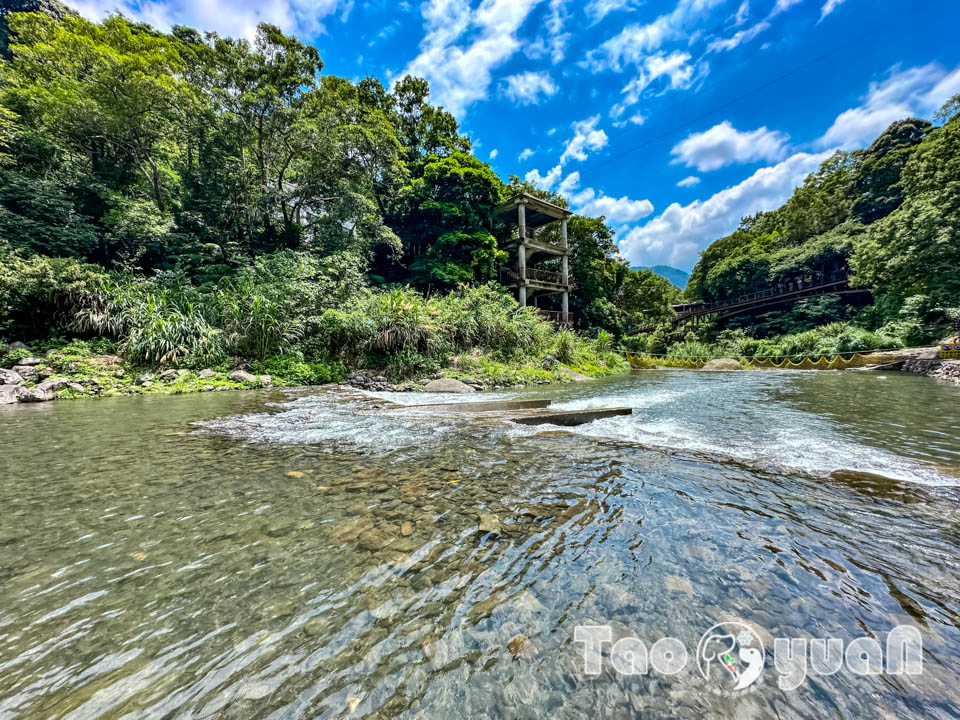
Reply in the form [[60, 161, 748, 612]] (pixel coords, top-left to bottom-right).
[[1, 369, 959, 719]]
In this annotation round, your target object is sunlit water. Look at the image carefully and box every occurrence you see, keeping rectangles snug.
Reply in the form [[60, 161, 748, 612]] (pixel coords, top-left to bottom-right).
[[1, 370, 959, 718]]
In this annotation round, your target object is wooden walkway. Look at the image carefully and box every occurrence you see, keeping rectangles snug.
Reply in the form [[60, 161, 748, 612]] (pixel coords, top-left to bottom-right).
[[672, 274, 871, 327]]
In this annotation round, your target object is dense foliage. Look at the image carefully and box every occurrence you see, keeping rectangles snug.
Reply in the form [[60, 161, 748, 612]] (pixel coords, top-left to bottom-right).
[[0, 5, 663, 384], [685, 110, 960, 342]]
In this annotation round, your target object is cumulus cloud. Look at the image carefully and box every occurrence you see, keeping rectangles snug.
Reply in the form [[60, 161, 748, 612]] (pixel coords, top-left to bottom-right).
[[397, 0, 543, 117], [560, 115, 608, 164], [518, 148, 535, 161], [707, 20, 770, 52], [819, 0, 846, 19], [553, 171, 654, 223], [677, 175, 701, 187], [488, 149, 499, 159], [500, 71, 559, 105], [66, 0, 349, 40], [577, 191, 654, 223], [671, 121, 790, 171], [818, 63, 960, 149], [525, 164, 563, 190], [619, 151, 833, 269]]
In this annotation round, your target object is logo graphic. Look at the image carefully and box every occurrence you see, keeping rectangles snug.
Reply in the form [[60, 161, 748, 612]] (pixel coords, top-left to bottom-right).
[[697, 622, 765, 691]]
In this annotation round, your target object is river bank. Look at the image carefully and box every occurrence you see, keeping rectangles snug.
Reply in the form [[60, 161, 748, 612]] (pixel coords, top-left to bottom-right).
[[0, 338, 629, 405]]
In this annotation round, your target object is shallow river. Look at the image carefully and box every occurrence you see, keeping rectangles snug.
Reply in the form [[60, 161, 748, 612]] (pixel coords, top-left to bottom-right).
[[1, 369, 959, 719]]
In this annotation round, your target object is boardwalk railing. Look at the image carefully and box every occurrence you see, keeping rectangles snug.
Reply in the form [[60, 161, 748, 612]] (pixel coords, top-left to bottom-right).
[[674, 273, 865, 325]]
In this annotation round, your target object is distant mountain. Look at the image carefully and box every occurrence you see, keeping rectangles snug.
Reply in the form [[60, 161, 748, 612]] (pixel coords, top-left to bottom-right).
[[633, 265, 690, 289]]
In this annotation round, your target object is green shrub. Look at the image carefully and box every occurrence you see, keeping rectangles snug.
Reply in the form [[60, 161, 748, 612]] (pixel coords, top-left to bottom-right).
[[252, 355, 344, 385], [1, 346, 30, 367]]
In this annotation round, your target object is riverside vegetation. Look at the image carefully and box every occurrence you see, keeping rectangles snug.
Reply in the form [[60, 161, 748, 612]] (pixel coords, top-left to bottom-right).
[[0, 3, 959, 403]]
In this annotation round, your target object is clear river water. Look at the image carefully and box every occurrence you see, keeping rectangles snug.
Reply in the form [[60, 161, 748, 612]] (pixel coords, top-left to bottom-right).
[[1, 369, 959, 719]]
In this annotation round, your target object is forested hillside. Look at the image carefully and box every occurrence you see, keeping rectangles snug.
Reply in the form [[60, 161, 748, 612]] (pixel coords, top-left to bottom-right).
[[0, 6, 676, 385], [685, 111, 960, 342]]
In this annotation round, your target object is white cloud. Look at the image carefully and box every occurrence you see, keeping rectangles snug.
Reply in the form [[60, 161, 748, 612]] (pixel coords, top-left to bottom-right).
[[770, 0, 803, 17], [488, 149, 499, 159], [610, 50, 698, 117], [519, 148, 535, 161], [612, 112, 646, 128], [553, 171, 654, 223], [560, 115, 608, 164], [500, 71, 559, 105], [677, 175, 701, 187], [577, 191, 655, 223], [671, 121, 790, 171], [818, 63, 960, 149], [819, 0, 846, 19], [619, 150, 833, 269], [525, 164, 562, 190], [584, 0, 724, 72], [732, 0, 749, 25], [545, 0, 570, 63], [585, 0, 642, 22], [397, 0, 543, 117], [707, 20, 769, 52], [66, 0, 349, 40]]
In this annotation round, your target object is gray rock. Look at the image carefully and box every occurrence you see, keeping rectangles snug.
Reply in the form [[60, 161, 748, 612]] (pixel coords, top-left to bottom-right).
[[228, 370, 257, 383], [6, 341, 30, 352], [158, 369, 188, 381], [0, 385, 24, 404], [542, 354, 559, 370], [258, 375, 273, 386], [372, 375, 388, 383], [422, 378, 476, 393], [17, 357, 43, 367], [39, 368, 54, 378], [19, 378, 67, 402], [67, 382, 85, 393], [0, 368, 23, 385], [198, 369, 215, 379], [478, 513, 501, 534], [137, 372, 154, 385], [559, 368, 591, 382], [12, 365, 39, 383]]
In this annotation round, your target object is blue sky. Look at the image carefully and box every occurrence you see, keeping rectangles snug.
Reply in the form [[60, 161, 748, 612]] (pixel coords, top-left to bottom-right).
[[66, 0, 960, 271]]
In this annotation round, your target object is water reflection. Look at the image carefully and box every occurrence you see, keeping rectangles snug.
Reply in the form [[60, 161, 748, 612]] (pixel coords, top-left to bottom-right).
[[0, 376, 958, 718]]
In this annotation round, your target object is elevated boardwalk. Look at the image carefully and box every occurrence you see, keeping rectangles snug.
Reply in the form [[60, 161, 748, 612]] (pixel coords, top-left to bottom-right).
[[672, 274, 871, 328]]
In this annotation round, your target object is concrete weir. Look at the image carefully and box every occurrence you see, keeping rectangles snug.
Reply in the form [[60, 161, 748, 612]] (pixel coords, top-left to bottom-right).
[[378, 396, 632, 427], [384, 398, 552, 412], [507, 407, 632, 426]]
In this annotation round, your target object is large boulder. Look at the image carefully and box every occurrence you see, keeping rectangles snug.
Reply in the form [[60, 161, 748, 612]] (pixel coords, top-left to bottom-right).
[[422, 378, 476, 393], [228, 370, 257, 383], [701, 358, 744, 371], [19, 378, 72, 402], [0, 368, 23, 385], [0, 385, 24, 404], [12, 365, 39, 383], [16, 357, 43, 367], [6, 341, 30, 352], [560, 368, 591, 382], [198, 369, 216, 379]]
